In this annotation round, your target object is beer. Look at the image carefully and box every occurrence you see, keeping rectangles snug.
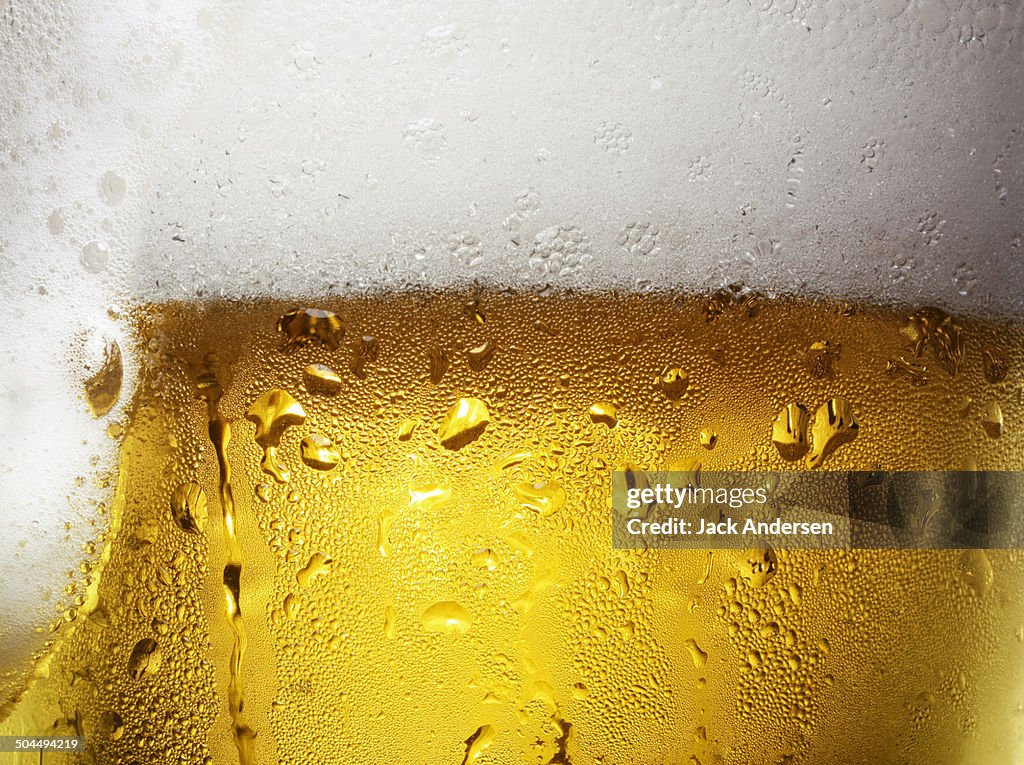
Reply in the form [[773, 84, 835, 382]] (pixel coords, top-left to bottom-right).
[[1, 288, 1022, 764]]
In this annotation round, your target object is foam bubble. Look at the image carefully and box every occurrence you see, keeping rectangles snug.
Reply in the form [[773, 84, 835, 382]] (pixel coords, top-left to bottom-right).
[[1, 0, 1022, 706]]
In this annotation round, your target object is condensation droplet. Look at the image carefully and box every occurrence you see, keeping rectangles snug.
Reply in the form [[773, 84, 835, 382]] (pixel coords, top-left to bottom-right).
[[421, 601, 471, 634], [170, 482, 208, 534], [683, 638, 708, 669], [438, 398, 490, 450], [84, 340, 123, 417], [304, 364, 342, 394], [886, 356, 930, 386], [461, 724, 495, 765], [397, 418, 419, 441], [300, 434, 341, 471], [127, 638, 162, 680], [296, 552, 332, 588], [958, 549, 993, 596], [513, 481, 566, 517], [982, 348, 1009, 384], [428, 347, 449, 383], [467, 340, 497, 371], [471, 548, 499, 571], [981, 401, 1004, 438], [100, 710, 124, 740], [739, 547, 777, 587], [246, 389, 307, 482], [771, 403, 810, 461], [278, 308, 344, 350], [808, 340, 840, 378], [589, 402, 618, 428], [919, 0, 951, 33], [700, 429, 718, 450], [409, 483, 452, 511], [807, 399, 859, 468], [47, 208, 65, 235], [658, 367, 689, 400]]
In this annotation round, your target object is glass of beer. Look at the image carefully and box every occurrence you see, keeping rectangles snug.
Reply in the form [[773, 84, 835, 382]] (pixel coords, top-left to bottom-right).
[[1, 2, 1022, 763]]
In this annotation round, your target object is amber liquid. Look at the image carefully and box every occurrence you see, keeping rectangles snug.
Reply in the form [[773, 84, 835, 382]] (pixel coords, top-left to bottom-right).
[[2, 290, 1023, 764]]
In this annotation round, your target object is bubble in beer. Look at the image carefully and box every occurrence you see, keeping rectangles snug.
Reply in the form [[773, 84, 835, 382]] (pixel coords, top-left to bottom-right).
[[80, 240, 110, 273], [99, 171, 127, 205]]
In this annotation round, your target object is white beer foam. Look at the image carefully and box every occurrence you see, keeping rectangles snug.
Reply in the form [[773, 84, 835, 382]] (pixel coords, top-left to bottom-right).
[[1, 0, 1022, 705]]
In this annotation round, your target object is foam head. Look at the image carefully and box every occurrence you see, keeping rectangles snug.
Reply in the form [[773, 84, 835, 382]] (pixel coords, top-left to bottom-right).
[[1, 0, 1022, 706]]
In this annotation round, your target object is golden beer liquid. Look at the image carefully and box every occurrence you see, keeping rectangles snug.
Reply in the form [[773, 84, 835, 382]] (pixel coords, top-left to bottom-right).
[[2, 289, 1023, 764]]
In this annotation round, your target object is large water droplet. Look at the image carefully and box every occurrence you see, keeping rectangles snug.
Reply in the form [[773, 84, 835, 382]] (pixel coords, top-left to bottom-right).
[[304, 364, 342, 394], [438, 398, 490, 450], [246, 389, 307, 482], [981, 401, 1004, 438], [170, 482, 208, 534], [771, 403, 810, 461], [84, 340, 123, 417], [127, 638, 162, 680], [807, 398, 859, 468], [421, 601, 471, 634], [300, 434, 340, 471], [277, 308, 344, 350], [514, 480, 566, 517], [589, 401, 618, 427]]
